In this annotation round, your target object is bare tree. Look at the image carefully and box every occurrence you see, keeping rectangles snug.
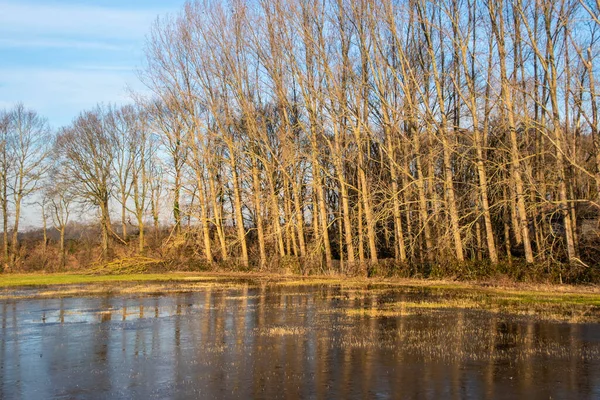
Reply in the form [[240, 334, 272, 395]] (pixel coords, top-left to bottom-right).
[[45, 164, 74, 269], [55, 106, 115, 259], [0, 109, 11, 271], [5, 104, 51, 267]]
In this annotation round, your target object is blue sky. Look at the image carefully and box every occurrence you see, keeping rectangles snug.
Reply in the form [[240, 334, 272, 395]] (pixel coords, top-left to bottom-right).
[[0, 0, 186, 128]]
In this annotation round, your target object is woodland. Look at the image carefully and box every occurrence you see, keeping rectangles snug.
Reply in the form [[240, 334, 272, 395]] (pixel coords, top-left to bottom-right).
[[2, 0, 600, 283]]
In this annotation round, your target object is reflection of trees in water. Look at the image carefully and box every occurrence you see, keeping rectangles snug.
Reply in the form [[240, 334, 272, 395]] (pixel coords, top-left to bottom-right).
[[0, 287, 599, 397]]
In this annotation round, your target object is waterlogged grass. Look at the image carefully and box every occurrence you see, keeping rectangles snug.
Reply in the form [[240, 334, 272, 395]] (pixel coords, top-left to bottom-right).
[[1, 272, 600, 322], [340, 290, 600, 323], [345, 308, 413, 318], [489, 290, 600, 307], [0, 273, 217, 287], [261, 326, 307, 336]]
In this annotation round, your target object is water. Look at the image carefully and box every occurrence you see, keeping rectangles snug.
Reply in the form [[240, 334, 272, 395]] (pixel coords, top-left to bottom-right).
[[1, 283, 599, 399]]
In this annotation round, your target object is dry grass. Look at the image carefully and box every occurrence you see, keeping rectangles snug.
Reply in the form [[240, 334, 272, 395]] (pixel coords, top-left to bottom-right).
[[345, 308, 413, 318], [0, 280, 242, 300], [1, 271, 600, 315], [337, 292, 600, 323], [261, 326, 307, 336], [399, 299, 483, 309]]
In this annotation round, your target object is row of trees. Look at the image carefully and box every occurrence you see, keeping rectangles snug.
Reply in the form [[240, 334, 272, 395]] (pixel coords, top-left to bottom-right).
[[0, 103, 162, 270], [2, 0, 600, 278], [138, 0, 600, 272]]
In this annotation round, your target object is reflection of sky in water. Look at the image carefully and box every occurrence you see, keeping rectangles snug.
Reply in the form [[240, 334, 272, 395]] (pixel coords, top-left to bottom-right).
[[1, 286, 600, 399], [13, 293, 264, 326]]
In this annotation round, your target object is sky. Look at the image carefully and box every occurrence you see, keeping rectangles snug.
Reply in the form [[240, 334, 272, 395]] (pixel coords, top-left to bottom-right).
[[0, 0, 187, 229], [0, 0, 186, 129]]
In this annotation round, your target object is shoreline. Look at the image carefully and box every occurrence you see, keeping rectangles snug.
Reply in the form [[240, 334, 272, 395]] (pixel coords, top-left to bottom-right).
[[1, 271, 599, 323], [0, 270, 598, 298]]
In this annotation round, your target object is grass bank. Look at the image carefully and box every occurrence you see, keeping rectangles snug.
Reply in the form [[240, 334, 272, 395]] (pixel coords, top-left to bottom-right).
[[0, 271, 598, 298], [1, 271, 600, 322], [0, 272, 213, 287], [0, 272, 600, 323]]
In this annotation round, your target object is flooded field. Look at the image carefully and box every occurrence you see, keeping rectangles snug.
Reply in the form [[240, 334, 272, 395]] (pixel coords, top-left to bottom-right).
[[1, 281, 600, 399]]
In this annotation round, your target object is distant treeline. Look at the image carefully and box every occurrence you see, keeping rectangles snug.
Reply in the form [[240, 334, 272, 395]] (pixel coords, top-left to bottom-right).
[[2, 0, 600, 282]]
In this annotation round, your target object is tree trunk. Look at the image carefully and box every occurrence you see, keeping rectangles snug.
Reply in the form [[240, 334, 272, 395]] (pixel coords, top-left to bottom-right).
[[121, 195, 127, 241], [10, 194, 21, 266], [173, 166, 182, 235], [208, 168, 228, 261], [251, 159, 266, 268], [489, 1, 534, 262], [385, 126, 406, 262], [413, 128, 433, 262], [60, 227, 66, 269], [292, 177, 307, 257], [230, 158, 248, 267], [100, 197, 111, 260]]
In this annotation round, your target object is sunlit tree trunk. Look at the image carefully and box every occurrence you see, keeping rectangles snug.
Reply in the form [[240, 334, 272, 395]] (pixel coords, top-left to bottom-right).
[[488, 0, 534, 263]]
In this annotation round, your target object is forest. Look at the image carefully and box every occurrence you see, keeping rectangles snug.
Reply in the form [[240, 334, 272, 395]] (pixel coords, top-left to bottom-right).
[[2, 0, 600, 283]]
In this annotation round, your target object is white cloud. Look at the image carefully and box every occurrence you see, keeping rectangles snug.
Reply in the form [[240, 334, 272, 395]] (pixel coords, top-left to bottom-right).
[[0, 38, 126, 51], [75, 64, 134, 72], [0, 1, 178, 127], [0, 1, 171, 41], [0, 66, 147, 127]]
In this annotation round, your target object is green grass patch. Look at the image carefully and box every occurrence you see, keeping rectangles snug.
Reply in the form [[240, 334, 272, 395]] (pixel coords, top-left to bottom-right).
[[2, 272, 600, 310], [486, 289, 600, 307], [0, 273, 211, 287]]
